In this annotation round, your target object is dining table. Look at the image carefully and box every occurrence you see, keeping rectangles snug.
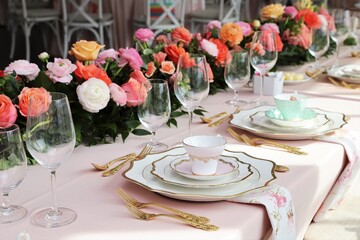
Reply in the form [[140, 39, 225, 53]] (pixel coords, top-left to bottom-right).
[[2, 46, 360, 240]]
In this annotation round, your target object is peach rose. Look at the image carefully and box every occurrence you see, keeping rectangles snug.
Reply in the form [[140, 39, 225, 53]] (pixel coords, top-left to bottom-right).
[[130, 70, 147, 84], [0, 94, 18, 128], [153, 52, 167, 65], [159, 61, 175, 75], [70, 40, 104, 61], [179, 53, 196, 68], [219, 22, 243, 47], [145, 62, 156, 78], [260, 4, 284, 22], [171, 27, 192, 45], [18, 87, 52, 117], [121, 78, 147, 107]]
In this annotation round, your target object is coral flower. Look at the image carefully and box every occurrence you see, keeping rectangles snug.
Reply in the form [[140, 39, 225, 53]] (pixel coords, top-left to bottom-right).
[[18, 87, 52, 117], [219, 22, 243, 46], [153, 52, 167, 65], [145, 62, 156, 78], [171, 27, 192, 45], [296, 9, 322, 30], [75, 61, 112, 86], [160, 61, 175, 75], [164, 44, 186, 65], [0, 94, 17, 128], [209, 38, 229, 66]]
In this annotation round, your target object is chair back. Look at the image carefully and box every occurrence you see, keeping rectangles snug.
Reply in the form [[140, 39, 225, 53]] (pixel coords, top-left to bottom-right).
[[9, 0, 53, 18], [146, 0, 186, 31], [218, 0, 242, 23]]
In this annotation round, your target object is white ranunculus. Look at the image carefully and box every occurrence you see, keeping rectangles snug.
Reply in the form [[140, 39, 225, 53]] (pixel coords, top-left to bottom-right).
[[76, 78, 110, 113]]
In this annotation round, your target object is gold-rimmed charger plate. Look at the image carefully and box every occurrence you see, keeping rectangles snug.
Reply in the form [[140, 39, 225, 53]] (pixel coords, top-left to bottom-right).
[[123, 146, 276, 202], [151, 155, 253, 188], [230, 105, 347, 140]]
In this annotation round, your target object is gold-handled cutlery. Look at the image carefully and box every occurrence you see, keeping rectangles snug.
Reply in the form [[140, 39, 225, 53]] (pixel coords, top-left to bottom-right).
[[91, 153, 137, 171], [227, 128, 307, 155], [208, 107, 241, 127], [124, 203, 219, 231], [102, 145, 152, 177], [116, 188, 209, 224], [328, 77, 360, 89], [200, 111, 227, 123], [274, 165, 290, 172]]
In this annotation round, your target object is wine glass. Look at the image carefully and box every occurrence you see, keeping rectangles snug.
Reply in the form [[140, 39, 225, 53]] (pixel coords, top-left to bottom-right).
[[249, 31, 278, 106], [309, 23, 330, 70], [224, 49, 250, 107], [0, 124, 27, 224], [331, 9, 350, 67], [26, 92, 76, 228], [174, 54, 210, 136], [138, 79, 171, 152]]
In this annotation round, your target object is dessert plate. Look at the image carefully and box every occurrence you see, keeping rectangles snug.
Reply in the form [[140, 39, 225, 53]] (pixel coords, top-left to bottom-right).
[[264, 108, 320, 128], [230, 105, 347, 140], [283, 73, 312, 85], [123, 146, 276, 201], [327, 64, 360, 84], [170, 157, 239, 181], [151, 155, 252, 188]]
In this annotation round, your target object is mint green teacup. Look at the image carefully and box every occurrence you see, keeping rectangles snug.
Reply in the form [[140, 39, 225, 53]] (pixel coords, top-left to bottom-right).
[[273, 93, 307, 120]]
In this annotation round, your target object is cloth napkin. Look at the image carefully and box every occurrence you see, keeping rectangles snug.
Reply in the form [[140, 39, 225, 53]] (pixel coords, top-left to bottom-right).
[[313, 129, 360, 222], [228, 184, 296, 240]]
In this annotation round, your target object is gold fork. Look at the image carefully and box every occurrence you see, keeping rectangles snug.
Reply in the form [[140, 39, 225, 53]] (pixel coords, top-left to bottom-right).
[[102, 145, 152, 177], [116, 188, 209, 224], [208, 107, 241, 127], [227, 128, 306, 155], [91, 153, 137, 171], [124, 203, 219, 231]]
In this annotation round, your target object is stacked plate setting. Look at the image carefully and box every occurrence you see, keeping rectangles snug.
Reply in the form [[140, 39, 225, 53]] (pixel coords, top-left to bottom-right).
[[230, 105, 347, 140], [123, 146, 277, 201]]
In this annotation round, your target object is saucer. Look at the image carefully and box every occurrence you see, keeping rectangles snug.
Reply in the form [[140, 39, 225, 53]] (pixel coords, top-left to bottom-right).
[[170, 157, 239, 181], [265, 108, 318, 127]]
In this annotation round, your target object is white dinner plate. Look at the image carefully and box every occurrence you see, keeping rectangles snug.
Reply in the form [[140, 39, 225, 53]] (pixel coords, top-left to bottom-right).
[[250, 111, 331, 131], [151, 155, 253, 188], [169, 156, 240, 181], [230, 105, 347, 140], [123, 146, 276, 201], [327, 64, 360, 84]]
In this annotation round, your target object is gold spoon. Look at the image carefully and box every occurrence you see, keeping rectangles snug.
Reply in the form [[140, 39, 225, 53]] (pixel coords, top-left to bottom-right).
[[200, 112, 227, 123], [274, 165, 289, 172], [91, 153, 137, 171]]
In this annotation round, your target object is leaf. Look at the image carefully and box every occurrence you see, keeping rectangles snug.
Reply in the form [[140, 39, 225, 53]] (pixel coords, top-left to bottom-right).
[[131, 129, 151, 136], [143, 48, 153, 55]]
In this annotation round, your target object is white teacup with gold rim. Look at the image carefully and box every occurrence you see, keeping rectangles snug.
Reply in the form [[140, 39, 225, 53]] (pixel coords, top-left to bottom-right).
[[182, 135, 227, 176]]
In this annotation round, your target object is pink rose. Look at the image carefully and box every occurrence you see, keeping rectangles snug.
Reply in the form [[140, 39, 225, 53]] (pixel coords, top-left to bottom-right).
[[159, 61, 175, 75], [153, 52, 167, 65], [95, 49, 119, 66], [118, 48, 143, 70], [318, 7, 335, 31], [18, 87, 52, 117], [0, 94, 18, 128], [260, 23, 280, 34], [135, 28, 154, 42], [109, 83, 127, 106], [206, 20, 222, 32], [130, 70, 147, 83], [284, 6, 298, 19], [121, 78, 147, 107], [200, 39, 219, 57], [235, 21, 253, 37], [46, 58, 77, 84], [4, 60, 40, 81], [283, 23, 311, 49]]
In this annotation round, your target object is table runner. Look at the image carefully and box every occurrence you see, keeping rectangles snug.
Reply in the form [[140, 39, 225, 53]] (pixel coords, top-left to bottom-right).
[[313, 129, 360, 222], [228, 184, 296, 240]]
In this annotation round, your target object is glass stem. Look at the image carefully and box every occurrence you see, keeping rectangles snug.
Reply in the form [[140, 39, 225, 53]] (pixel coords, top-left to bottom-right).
[[233, 90, 239, 102], [1, 193, 10, 210], [259, 74, 264, 103], [150, 131, 157, 145], [50, 170, 59, 214], [188, 111, 193, 136]]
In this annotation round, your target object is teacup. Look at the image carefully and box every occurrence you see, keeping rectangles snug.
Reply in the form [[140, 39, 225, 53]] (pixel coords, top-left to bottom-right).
[[182, 135, 227, 176], [274, 93, 307, 120]]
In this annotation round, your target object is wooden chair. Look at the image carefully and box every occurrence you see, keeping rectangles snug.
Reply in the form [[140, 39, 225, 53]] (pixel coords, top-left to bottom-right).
[[61, 0, 114, 57], [187, 0, 243, 32], [8, 0, 62, 61], [133, 0, 187, 37]]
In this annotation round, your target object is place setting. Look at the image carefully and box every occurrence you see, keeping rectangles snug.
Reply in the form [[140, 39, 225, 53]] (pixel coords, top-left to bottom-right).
[[327, 64, 360, 88], [230, 93, 348, 140]]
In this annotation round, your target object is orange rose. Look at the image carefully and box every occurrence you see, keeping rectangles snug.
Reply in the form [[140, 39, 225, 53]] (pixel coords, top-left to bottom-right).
[[0, 94, 18, 128], [18, 87, 52, 117], [209, 38, 229, 66], [75, 61, 112, 85], [171, 27, 192, 45], [159, 61, 175, 75], [164, 44, 186, 65], [219, 22, 243, 47], [145, 62, 156, 78], [179, 53, 196, 68], [69, 40, 104, 61], [296, 9, 322, 30]]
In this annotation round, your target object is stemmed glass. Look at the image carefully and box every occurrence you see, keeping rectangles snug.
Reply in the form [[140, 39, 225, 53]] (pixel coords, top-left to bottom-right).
[[249, 31, 278, 106], [0, 124, 27, 224], [224, 49, 250, 107], [26, 92, 76, 227], [138, 79, 171, 152], [174, 54, 210, 136], [331, 9, 350, 67], [309, 24, 330, 70]]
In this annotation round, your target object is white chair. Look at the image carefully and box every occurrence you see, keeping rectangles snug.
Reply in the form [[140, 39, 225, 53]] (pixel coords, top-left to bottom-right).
[[61, 0, 114, 57], [8, 0, 62, 61], [133, 0, 187, 37]]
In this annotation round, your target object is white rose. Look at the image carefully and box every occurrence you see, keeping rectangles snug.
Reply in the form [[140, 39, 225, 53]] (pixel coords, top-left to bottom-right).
[[76, 78, 110, 113]]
